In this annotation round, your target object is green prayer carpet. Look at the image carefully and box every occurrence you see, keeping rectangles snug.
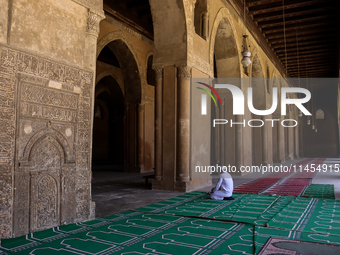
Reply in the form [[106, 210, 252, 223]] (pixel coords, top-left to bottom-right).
[[2, 192, 340, 255], [301, 184, 335, 199]]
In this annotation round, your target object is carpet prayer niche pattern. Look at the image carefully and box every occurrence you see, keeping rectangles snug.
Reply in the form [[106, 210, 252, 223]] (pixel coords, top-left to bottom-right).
[[301, 184, 335, 199], [1, 190, 340, 254]]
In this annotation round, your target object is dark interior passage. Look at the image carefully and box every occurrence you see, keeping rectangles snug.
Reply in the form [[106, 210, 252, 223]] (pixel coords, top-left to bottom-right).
[[92, 76, 124, 167]]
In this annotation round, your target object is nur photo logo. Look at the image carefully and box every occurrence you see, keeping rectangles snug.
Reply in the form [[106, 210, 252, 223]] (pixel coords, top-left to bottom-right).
[[196, 80, 312, 128]]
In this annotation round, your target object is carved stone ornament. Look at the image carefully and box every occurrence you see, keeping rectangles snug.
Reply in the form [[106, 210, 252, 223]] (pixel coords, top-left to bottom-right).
[[0, 44, 94, 238], [86, 10, 105, 36], [177, 66, 192, 79], [153, 67, 163, 81]]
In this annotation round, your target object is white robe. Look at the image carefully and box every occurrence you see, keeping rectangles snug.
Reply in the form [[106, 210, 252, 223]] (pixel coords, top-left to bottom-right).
[[210, 172, 234, 200]]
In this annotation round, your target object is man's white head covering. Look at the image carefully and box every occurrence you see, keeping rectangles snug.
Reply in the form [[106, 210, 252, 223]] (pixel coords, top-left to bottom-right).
[[221, 166, 232, 178]]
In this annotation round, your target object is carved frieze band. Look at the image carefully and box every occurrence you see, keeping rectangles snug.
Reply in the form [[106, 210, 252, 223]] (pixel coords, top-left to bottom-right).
[[0, 46, 93, 86]]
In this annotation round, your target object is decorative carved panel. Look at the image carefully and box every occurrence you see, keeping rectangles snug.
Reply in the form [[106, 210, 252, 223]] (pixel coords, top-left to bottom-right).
[[31, 172, 60, 232], [0, 44, 94, 238]]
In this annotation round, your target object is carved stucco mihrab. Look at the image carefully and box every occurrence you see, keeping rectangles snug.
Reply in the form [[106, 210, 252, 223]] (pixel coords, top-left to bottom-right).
[[0, 44, 94, 238]]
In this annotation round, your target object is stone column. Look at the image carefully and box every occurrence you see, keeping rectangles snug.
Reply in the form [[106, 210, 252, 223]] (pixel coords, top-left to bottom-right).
[[176, 65, 191, 183], [262, 116, 268, 165], [294, 126, 299, 158], [235, 115, 243, 170], [298, 118, 304, 157], [84, 10, 105, 71], [138, 104, 145, 172], [154, 67, 163, 181], [84, 9, 104, 220], [202, 11, 209, 39]]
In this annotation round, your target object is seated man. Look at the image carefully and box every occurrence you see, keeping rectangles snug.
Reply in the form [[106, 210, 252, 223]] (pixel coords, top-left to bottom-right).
[[210, 166, 234, 201]]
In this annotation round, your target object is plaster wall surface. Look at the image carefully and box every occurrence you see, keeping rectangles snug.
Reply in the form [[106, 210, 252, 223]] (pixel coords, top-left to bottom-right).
[[10, 0, 87, 66], [0, 0, 8, 44]]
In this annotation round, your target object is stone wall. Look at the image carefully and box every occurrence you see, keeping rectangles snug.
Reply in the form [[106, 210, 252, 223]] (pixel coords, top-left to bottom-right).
[[0, 0, 103, 239], [0, 44, 94, 238]]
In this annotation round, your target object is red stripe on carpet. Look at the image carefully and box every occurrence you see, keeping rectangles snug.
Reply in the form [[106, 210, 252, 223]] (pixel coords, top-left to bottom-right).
[[279, 178, 311, 186], [263, 185, 306, 196], [234, 158, 316, 194], [234, 178, 281, 193]]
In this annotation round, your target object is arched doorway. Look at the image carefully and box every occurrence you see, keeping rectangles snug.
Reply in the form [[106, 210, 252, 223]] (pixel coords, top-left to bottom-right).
[[211, 17, 241, 167], [92, 76, 124, 167], [93, 39, 142, 172]]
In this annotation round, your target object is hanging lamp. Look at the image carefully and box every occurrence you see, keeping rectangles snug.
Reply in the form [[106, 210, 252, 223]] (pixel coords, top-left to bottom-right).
[[241, 0, 251, 68]]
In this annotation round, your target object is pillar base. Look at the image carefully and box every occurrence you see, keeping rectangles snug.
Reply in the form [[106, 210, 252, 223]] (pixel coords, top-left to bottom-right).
[[176, 176, 190, 182], [90, 201, 96, 220], [174, 180, 189, 192], [151, 180, 164, 190], [154, 176, 162, 181]]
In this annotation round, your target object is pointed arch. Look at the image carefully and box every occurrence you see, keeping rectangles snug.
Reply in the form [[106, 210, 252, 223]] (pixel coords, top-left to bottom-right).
[[97, 31, 144, 103], [21, 127, 74, 165], [209, 8, 242, 77]]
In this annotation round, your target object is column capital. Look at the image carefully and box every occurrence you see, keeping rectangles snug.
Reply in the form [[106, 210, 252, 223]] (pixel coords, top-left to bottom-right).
[[177, 65, 192, 80], [153, 67, 163, 81], [86, 10, 105, 36]]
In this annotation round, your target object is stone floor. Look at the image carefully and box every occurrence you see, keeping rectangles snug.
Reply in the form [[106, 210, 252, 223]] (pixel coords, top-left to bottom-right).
[[91, 168, 183, 218], [92, 158, 340, 218]]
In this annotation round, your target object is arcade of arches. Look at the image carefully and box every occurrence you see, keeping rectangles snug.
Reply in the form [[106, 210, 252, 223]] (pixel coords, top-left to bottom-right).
[[0, 0, 339, 238]]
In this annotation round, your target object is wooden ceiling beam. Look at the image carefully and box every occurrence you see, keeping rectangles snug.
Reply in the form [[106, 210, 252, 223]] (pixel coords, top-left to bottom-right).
[[271, 39, 335, 49], [274, 43, 336, 53], [290, 72, 332, 77], [265, 27, 335, 39], [285, 57, 335, 65], [275, 46, 335, 57], [258, 13, 333, 29], [229, 0, 289, 77], [287, 63, 335, 71], [253, 4, 333, 22], [247, 0, 283, 8], [280, 53, 333, 62], [248, 0, 329, 15], [289, 67, 334, 74], [261, 20, 335, 34], [284, 59, 335, 67], [276, 48, 331, 58], [268, 33, 333, 45]]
